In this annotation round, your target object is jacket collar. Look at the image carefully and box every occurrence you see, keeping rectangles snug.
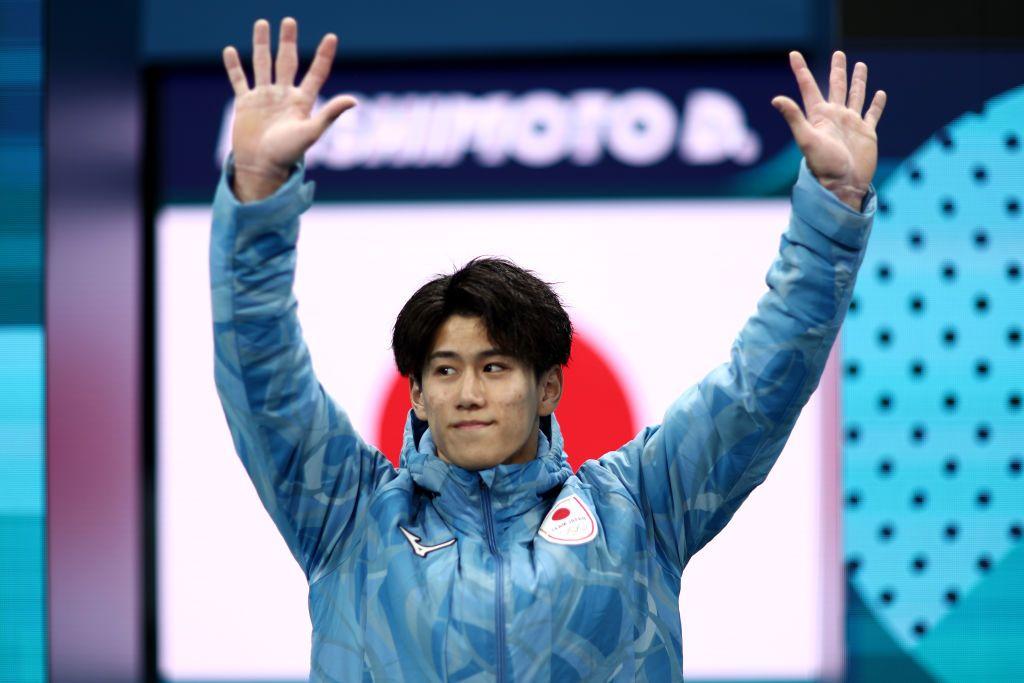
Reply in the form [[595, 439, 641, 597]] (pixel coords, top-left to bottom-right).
[[399, 411, 572, 531]]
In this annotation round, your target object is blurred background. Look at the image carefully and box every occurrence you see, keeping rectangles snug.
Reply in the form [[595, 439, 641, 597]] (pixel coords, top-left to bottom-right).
[[2, 0, 1023, 680]]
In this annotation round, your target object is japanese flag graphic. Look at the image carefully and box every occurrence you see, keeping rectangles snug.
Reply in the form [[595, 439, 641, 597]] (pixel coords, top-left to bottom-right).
[[539, 494, 598, 545], [158, 195, 839, 679]]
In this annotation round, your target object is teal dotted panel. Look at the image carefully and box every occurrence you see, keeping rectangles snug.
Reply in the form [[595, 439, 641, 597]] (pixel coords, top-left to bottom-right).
[[843, 84, 1024, 678]]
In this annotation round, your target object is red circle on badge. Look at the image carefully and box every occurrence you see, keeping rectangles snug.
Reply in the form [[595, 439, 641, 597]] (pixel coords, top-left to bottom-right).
[[374, 329, 637, 470], [552, 507, 570, 521]]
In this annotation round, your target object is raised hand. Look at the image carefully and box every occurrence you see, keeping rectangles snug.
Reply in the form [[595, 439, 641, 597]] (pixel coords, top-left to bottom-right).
[[222, 17, 357, 202], [772, 51, 887, 212]]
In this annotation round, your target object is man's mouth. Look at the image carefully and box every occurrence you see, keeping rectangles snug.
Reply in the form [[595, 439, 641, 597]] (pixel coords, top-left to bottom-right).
[[452, 420, 494, 430]]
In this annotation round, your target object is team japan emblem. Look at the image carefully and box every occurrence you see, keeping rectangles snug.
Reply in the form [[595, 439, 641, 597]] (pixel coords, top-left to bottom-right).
[[539, 494, 598, 545]]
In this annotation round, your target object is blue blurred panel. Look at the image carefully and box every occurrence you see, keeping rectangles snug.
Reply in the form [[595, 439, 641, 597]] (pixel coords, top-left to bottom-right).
[[0, 90, 41, 137], [0, 138, 41, 186], [0, 0, 41, 43], [0, 326, 45, 682], [0, 1, 45, 680], [143, 0, 821, 61], [0, 46, 40, 86]]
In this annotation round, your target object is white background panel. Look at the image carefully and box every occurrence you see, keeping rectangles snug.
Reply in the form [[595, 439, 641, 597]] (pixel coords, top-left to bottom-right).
[[158, 197, 839, 679]]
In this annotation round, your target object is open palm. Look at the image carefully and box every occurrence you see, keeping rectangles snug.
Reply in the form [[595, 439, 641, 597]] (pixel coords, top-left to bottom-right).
[[772, 51, 887, 210], [222, 18, 356, 178]]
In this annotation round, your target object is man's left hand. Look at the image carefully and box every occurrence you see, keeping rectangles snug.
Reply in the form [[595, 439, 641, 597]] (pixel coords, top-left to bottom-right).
[[772, 50, 887, 212]]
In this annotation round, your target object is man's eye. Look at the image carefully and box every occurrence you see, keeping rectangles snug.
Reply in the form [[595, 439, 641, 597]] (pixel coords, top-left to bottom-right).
[[436, 366, 455, 376], [484, 363, 506, 372]]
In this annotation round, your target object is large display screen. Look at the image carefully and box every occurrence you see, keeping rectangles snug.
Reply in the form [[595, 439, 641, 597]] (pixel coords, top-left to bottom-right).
[[156, 195, 842, 680]]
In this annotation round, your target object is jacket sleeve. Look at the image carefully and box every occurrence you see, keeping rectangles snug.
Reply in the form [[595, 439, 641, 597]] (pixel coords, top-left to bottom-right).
[[595, 157, 875, 573], [210, 154, 395, 583]]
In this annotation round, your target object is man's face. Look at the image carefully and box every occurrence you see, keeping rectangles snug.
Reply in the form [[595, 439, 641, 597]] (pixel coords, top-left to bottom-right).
[[410, 315, 562, 471]]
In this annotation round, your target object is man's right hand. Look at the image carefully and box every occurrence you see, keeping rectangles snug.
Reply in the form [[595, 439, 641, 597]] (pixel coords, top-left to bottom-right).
[[222, 17, 357, 202]]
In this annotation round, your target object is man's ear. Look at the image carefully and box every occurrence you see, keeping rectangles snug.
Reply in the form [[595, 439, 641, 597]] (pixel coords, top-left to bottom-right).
[[537, 365, 563, 417], [409, 376, 428, 421]]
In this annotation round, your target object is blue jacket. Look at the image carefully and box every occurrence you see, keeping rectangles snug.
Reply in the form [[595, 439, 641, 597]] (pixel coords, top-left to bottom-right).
[[210, 156, 875, 681]]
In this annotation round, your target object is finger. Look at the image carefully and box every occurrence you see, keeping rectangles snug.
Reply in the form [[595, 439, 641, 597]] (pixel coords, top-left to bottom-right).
[[789, 51, 825, 111], [771, 95, 814, 145], [864, 90, 887, 130], [307, 94, 358, 139], [847, 61, 867, 115], [252, 19, 272, 86], [222, 46, 249, 96], [828, 51, 847, 105], [299, 33, 338, 99], [275, 17, 299, 86]]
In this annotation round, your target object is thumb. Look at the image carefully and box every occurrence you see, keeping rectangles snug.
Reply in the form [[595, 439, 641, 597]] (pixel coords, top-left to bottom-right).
[[771, 95, 811, 145], [309, 94, 358, 138]]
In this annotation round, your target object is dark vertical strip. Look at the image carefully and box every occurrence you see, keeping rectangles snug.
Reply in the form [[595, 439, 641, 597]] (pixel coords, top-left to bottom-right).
[[141, 63, 161, 683], [46, 0, 145, 680]]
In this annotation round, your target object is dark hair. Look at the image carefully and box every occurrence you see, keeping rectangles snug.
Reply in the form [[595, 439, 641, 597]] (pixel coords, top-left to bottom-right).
[[392, 257, 573, 385]]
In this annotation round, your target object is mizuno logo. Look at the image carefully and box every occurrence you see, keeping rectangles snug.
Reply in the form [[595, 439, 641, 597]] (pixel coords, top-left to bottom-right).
[[398, 526, 457, 558]]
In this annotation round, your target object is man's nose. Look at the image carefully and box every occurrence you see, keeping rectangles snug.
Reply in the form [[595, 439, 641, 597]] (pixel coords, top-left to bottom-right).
[[457, 371, 485, 408]]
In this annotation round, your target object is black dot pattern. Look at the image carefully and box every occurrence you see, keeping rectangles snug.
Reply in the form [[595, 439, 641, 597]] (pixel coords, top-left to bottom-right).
[[842, 94, 1024, 651], [944, 457, 959, 476]]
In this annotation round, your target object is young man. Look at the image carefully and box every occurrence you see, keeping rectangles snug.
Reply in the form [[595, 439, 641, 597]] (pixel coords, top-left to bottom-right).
[[213, 18, 885, 682]]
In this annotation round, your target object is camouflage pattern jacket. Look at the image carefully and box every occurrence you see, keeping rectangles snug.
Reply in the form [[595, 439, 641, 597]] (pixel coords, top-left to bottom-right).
[[210, 155, 875, 681]]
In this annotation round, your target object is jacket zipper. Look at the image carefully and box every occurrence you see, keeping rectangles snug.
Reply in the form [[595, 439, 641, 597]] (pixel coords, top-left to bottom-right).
[[479, 481, 506, 683]]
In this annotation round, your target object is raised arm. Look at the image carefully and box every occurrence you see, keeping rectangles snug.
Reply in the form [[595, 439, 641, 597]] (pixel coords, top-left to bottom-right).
[[212, 18, 393, 582], [593, 51, 886, 572]]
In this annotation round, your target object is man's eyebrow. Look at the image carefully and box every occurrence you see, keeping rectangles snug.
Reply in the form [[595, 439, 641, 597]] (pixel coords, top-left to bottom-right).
[[426, 348, 509, 363]]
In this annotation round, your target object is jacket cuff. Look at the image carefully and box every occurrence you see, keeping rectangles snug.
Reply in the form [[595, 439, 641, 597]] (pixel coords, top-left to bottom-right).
[[791, 157, 876, 251], [214, 152, 316, 230]]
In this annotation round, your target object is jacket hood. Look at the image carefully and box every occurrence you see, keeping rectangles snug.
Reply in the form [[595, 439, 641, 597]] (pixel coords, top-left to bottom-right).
[[399, 410, 573, 528]]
